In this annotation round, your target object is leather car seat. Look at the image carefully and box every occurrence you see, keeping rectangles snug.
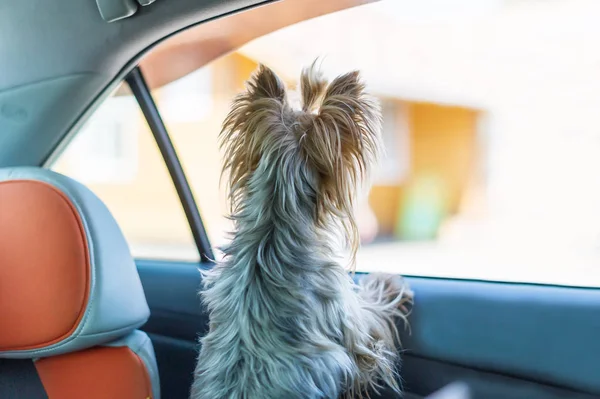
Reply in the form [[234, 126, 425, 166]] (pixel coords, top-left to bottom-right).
[[0, 167, 160, 399]]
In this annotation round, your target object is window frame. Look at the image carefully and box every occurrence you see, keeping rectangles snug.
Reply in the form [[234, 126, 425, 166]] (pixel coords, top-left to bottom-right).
[[115, 66, 213, 263]]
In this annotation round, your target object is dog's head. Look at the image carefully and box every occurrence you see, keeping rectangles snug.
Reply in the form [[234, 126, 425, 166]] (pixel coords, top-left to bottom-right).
[[220, 62, 382, 262]]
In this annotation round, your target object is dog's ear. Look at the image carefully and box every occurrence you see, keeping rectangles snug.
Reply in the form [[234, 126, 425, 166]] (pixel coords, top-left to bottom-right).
[[303, 69, 382, 185], [247, 64, 286, 102], [220, 64, 289, 211], [300, 67, 382, 260], [300, 62, 327, 113]]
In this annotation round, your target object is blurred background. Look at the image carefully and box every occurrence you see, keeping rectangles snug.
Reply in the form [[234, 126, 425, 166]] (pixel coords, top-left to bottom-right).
[[53, 0, 600, 286]]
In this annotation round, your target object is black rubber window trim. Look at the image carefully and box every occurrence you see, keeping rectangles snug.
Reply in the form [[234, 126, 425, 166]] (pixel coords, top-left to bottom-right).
[[125, 66, 214, 263]]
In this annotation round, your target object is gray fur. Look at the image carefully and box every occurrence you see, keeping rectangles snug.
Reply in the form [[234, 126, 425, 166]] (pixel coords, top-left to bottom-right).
[[191, 63, 412, 399]]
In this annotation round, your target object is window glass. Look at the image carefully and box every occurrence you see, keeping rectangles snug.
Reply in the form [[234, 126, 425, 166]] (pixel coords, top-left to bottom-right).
[[69, 0, 600, 286], [51, 84, 199, 261], [151, 55, 257, 251]]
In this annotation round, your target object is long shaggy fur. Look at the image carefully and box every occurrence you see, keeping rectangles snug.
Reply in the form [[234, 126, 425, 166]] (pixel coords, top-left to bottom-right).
[[191, 63, 413, 399]]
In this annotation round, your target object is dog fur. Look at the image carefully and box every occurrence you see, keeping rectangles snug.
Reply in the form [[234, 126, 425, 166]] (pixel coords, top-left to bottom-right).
[[191, 63, 412, 399]]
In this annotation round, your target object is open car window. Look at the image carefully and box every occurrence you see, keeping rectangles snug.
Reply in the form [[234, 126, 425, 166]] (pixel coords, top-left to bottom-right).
[[53, 0, 600, 287], [148, 0, 600, 287]]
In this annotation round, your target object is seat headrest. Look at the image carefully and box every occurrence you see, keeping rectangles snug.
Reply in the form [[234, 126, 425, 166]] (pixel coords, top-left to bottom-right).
[[0, 167, 150, 359]]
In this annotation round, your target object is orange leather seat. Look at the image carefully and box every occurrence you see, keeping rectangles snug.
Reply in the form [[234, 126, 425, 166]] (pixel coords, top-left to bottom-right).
[[0, 167, 160, 399]]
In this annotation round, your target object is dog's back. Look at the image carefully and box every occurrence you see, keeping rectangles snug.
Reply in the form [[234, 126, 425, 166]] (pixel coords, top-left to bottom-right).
[[191, 64, 410, 399]]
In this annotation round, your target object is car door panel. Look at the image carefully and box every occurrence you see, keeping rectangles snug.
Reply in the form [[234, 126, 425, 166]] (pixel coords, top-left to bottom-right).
[[402, 355, 596, 399], [402, 278, 600, 396], [137, 260, 207, 399]]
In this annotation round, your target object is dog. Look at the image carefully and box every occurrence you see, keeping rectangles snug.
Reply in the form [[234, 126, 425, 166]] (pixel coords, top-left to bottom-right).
[[191, 62, 413, 399]]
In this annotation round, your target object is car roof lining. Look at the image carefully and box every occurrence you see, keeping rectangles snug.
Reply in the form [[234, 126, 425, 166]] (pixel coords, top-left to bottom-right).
[[135, 0, 375, 91]]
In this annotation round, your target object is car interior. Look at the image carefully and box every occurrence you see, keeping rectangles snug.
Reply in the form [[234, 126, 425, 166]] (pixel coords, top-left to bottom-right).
[[1, 0, 600, 398]]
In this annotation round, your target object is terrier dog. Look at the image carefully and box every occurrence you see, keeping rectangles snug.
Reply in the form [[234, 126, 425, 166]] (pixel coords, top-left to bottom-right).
[[191, 63, 412, 399]]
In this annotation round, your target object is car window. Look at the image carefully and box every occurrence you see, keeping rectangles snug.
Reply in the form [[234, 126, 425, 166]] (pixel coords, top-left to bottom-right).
[[150, 55, 255, 252], [51, 84, 199, 262], [145, 0, 600, 287]]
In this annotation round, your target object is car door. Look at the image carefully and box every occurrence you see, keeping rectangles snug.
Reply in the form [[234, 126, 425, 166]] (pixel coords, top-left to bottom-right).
[[48, 1, 600, 399]]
